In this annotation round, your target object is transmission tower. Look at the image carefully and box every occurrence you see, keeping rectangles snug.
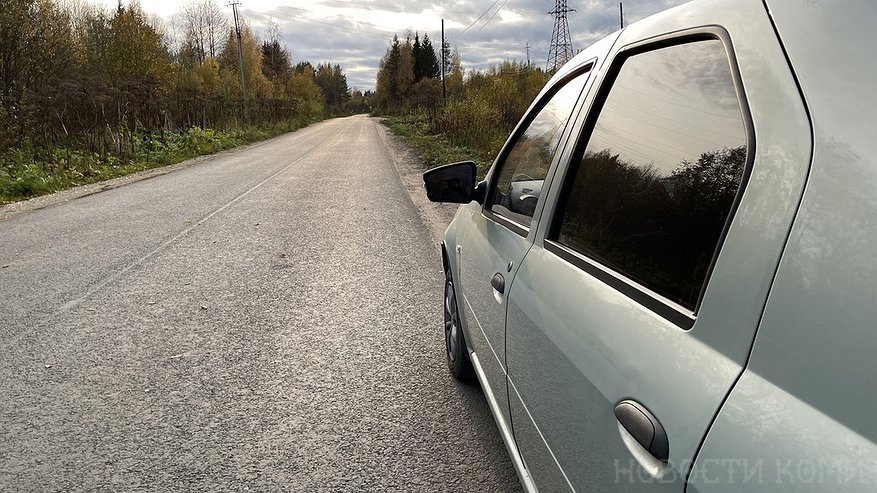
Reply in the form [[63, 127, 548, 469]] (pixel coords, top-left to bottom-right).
[[547, 0, 575, 72]]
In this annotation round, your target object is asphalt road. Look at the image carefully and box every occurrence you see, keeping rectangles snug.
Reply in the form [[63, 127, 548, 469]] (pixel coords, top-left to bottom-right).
[[0, 115, 521, 491]]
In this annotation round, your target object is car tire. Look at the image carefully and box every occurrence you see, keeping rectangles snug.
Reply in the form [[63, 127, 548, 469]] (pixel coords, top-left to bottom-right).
[[444, 268, 475, 382]]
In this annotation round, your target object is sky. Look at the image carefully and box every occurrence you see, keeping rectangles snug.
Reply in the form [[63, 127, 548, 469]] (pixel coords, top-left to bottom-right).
[[102, 0, 689, 90]]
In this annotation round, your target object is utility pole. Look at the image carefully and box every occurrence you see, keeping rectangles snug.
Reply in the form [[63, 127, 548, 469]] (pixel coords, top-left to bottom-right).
[[229, 1, 248, 104], [620, 2, 624, 29], [441, 19, 447, 103], [526, 43, 531, 68]]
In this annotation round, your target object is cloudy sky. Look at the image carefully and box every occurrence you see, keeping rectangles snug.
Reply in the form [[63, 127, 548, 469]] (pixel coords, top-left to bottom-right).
[[104, 0, 688, 90]]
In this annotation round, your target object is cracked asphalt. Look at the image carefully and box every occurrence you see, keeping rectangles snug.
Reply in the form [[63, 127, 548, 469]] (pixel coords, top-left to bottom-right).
[[0, 115, 521, 492]]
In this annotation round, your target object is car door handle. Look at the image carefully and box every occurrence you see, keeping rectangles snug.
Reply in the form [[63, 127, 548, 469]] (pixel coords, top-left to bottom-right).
[[614, 400, 669, 463], [490, 273, 505, 294]]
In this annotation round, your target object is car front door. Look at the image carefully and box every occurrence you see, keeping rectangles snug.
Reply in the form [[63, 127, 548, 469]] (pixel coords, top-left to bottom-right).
[[456, 65, 595, 429], [504, 0, 812, 490]]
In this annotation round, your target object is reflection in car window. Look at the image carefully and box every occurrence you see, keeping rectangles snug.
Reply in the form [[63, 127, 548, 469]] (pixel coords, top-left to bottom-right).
[[556, 40, 747, 310], [489, 69, 590, 228]]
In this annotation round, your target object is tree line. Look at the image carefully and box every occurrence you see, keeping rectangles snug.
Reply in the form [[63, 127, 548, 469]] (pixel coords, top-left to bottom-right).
[[0, 0, 364, 201], [374, 32, 552, 166]]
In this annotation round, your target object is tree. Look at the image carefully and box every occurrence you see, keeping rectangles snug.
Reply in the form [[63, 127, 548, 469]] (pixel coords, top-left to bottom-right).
[[261, 39, 291, 80], [285, 64, 323, 119], [375, 35, 401, 110], [218, 23, 270, 98], [84, 2, 171, 85], [178, 0, 226, 63], [414, 33, 440, 81], [441, 36, 452, 77], [445, 47, 464, 99], [0, 0, 79, 105], [315, 63, 350, 109], [396, 36, 415, 100]]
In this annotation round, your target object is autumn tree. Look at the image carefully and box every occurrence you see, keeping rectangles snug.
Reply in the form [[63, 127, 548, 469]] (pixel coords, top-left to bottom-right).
[[0, 0, 352, 197], [0, 0, 79, 105], [375, 34, 416, 112], [445, 48, 464, 100], [396, 37, 415, 101], [218, 23, 270, 99]]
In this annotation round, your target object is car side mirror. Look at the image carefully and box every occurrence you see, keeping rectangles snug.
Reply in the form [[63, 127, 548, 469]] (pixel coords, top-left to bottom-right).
[[423, 161, 485, 204]]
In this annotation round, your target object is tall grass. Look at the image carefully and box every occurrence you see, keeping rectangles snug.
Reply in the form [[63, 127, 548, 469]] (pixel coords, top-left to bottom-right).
[[0, 120, 316, 205]]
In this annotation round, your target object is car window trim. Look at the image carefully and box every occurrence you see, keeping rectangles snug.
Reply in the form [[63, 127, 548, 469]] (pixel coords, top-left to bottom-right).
[[545, 239, 696, 329], [483, 61, 596, 238], [546, 27, 756, 328], [483, 208, 530, 236]]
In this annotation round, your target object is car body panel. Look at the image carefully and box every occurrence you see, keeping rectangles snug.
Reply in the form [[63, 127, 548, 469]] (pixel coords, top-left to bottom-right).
[[504, 0, 812, 489], [456, 203, 531, 424], [431, 0, 874, 491], [690, 1, 877, 490], [446, 35, 619, 441]]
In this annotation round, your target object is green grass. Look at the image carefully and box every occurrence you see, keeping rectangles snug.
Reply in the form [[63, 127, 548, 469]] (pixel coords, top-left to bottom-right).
[[0, 119, 319, 205], [383, 113, 493, 179]]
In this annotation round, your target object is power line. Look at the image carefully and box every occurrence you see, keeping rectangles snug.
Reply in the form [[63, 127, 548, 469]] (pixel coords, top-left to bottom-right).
[[458, 0, 501, 36], [467, 0, 508, 40]]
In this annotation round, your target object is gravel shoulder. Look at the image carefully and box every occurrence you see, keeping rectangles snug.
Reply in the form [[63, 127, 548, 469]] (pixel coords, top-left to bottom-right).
[[371, 117, 461, 249]]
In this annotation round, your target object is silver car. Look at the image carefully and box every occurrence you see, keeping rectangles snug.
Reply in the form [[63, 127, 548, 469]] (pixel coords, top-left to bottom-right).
[[423, 0, 876, 491]]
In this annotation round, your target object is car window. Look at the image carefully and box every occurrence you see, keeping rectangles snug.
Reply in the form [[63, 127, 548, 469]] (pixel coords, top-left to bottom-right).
[[554, 39, 748, 311], [487, 69, 591, 229]]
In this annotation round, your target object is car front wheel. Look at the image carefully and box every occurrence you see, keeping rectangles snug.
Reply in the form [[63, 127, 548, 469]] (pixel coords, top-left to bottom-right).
[[445, 268, 475, 382]]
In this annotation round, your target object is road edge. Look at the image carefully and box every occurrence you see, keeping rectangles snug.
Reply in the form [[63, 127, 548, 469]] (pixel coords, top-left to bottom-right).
[[371, 117, 459, 251], [0, 120, 329, 222]]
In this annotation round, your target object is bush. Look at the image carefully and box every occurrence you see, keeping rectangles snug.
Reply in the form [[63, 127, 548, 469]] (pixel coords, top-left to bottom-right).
[[438, 98, 507, 161]]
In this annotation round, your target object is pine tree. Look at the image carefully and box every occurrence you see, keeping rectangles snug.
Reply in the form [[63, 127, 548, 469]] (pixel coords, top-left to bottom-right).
[[261, 39, 291, 80], [420, 34, 440, 80], [412, 33, 424, 81]]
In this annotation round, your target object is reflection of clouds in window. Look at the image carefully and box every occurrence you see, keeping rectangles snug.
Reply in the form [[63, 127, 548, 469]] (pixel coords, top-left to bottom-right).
[[490, 70, 591, 225], [591, 40, 746, 176], [555, 39, 749, 309], [524, 79, 587, 146]]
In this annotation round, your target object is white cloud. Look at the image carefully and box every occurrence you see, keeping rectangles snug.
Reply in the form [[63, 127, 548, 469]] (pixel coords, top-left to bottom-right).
[[104, 0, 689, 90]]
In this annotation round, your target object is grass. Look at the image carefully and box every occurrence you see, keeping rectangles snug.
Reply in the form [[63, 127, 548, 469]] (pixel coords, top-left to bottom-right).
[[383, 113, 494, 179], [0, 119, 319, 205]]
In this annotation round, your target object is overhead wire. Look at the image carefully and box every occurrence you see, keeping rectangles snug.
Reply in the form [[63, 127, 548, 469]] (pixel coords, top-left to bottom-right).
[[467, 0, 509, 40], [458, 0, 501, 36]]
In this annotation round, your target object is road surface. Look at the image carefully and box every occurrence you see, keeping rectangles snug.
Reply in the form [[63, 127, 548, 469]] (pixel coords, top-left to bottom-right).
[[0, 115, 520, 491]]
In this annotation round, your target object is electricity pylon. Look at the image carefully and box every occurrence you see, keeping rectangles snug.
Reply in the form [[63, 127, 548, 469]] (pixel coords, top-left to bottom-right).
[[547, 0, 575, 72]]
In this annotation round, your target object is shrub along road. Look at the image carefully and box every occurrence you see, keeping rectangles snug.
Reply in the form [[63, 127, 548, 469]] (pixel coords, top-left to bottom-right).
[[0, 115, 520, 491]]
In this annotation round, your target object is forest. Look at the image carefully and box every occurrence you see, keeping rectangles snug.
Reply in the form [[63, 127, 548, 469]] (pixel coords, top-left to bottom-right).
[[0, 0, 363, 204]]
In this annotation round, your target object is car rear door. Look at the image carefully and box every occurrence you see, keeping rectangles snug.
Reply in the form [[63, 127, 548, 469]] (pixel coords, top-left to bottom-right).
[[689, 2, 876, 490], [503, 0, 811, 490]]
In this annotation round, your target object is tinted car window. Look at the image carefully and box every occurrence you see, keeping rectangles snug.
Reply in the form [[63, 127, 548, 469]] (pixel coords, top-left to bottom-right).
[[488, 69, 590, 228], [556, 40, 747, 310]]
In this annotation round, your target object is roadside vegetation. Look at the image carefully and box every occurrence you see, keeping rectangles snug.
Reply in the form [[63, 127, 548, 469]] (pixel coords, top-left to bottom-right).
[[0, 0, 371, 205], [374, 33, 552, 178]]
